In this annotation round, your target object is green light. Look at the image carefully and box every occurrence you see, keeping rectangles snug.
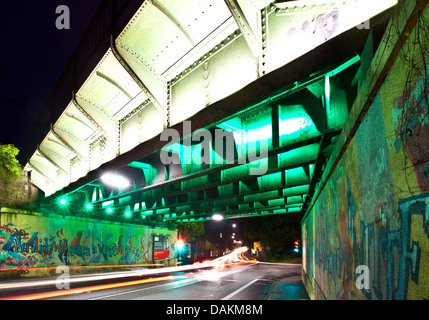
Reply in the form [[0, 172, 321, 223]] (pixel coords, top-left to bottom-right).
[[106, 208, 113, 214], [59, 198, 67, 205], [279, 116, 313, 136], [86, 204, 93, 210], [125, 211, 131, 218]]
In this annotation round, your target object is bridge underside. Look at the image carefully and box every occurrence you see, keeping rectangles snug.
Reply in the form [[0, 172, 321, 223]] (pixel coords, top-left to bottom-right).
[[26, 0, 398, 225], [38, 47, 366, 225]]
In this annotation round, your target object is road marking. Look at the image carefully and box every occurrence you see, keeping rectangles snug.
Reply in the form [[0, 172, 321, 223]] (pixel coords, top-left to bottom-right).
[[221, 279, 259, 300]]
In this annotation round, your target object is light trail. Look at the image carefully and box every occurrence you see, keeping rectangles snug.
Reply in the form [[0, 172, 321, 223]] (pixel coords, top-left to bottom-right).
[[0, 263, 211, 290], [0, 247, 257, 300], [1, 276, 175, 300]]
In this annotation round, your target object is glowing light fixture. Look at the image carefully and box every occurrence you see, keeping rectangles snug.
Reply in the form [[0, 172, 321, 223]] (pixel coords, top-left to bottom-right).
[[106, 208, 113, 214], [212, 214, 223, 221], [59, 198, 67, 205], [86, 204, 93, 210], [125, 211, 131, 218], [176, 239, 184, 251], [279, 116, 313, 136], [101, 173, 130, 189]]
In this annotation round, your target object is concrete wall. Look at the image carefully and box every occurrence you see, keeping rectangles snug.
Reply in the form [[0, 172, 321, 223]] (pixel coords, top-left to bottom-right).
[[302, 0, 429, 300], [0, 208, 177, 278], [0, 167, 39, 208]]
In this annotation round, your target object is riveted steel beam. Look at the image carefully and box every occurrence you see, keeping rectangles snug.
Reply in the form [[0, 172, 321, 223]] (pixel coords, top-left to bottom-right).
[[64, 112, 97, 132], [50, 125, 88, 162], [110, 36, 164, 116], [72, 91, 109, 138], [95, 71, 133, 100], [152, 0, 196, 47], [27, 161, 56, 185], [36, 145, 69, 175]]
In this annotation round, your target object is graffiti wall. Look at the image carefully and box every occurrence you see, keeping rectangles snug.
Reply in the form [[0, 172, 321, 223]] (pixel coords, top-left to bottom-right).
[[0, 211, 177, 277], [302, 5, 429, 300]]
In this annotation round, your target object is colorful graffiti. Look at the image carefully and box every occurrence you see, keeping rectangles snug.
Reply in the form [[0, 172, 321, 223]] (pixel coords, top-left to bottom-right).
[[306, 161, 429, 300], [392, 69, 429, 192], [0, 215, 176, 272], [303, 67, 429, 299]]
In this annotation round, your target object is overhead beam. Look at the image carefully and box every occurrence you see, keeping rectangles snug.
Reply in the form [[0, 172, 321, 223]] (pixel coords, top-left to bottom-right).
[[135, 187, 306, 219], [36, 145, 69, 175], [99, 176, 310, 216], [50, 125, 88, 162], [151, 0, 196, 47], [72, 91, 109, 138], [110, 36, 164, 115], [27, 161, 56, 185], [64, 112, 97, 132], [89, 136, 319, 206], [95, 70, 134, 100]]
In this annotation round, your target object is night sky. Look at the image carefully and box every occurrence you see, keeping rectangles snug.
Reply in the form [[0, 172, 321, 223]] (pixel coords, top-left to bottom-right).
[[0, 0, 103, 165]]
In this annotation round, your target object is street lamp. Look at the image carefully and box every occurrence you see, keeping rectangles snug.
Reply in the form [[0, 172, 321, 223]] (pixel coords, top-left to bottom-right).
[[212, 214, 223, 221], [101, 173, 130, 188]]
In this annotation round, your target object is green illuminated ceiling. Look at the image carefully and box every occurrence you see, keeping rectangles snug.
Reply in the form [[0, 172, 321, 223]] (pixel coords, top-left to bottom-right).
[[43, 54, 360, 225]]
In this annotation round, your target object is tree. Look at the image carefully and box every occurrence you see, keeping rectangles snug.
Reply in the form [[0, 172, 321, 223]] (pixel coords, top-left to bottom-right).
[[0, 144, 23, 205], [176, 221, 205, 242], [0, 144, 20, 176], [242, 213, 302, 250]]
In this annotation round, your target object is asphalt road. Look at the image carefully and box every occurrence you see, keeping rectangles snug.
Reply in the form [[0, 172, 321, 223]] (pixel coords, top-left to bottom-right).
[[0, 248, 309, 301], [68, 263, 304, 300]]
